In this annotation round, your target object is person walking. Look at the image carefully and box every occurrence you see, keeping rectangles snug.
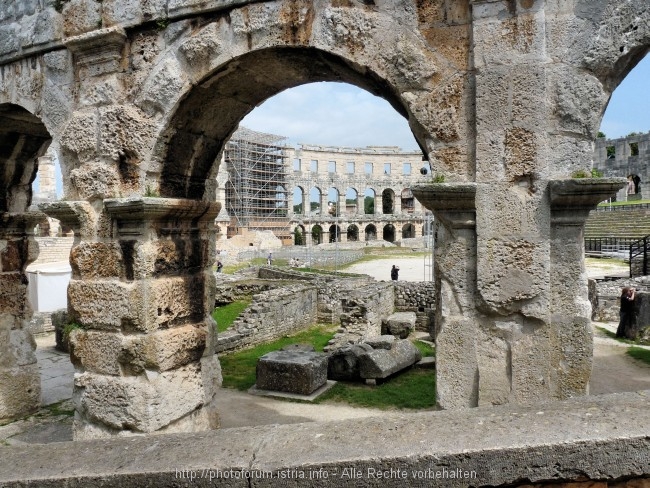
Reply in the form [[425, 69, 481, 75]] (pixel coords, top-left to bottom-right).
[[267, 252, 273, 266], [616, 286, 636, 338], [390, 265, 399, 281]]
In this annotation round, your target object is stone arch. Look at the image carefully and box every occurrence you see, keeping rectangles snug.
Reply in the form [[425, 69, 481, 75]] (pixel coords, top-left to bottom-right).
[[402, 223, 415, 239], [345, 187, 359, 215], [309, 186, 322, 216], [382, 188, 395, 215], [347, 224, 359, 242], [312, 224, 323, 245], [0, 103, 54, 422], [327, 187, 340, 217], [149, 43, 432, 200], [383, 223, 396, 243], [401, 188, 415, 214], [293, 186, 305, 215], [365, 224, 377, 241], [0, 104, 52, 213], [294, 224, 306, 246], [329, 224, 341, 243], [363, 188, 376, 215]]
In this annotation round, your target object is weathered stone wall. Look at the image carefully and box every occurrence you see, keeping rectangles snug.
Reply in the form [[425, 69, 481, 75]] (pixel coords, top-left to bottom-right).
[[594, 131, 650, 201], [327, 282, 395, 350], [216, 284, 317, 353], [592, 276, 650, 322], [394, 281, 436, 333], [0, 0, 649, 440]]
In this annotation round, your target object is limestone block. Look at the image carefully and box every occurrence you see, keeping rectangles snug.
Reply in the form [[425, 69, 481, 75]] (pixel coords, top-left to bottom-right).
[[69, 329, 123, 376], [0, 239, 28, 272], [68, 279, 134, 331], [364, 335, 395, 350], [120, 324, 208, 374], [0, 23, 19, 56], [551, 317, 592, 399], [137, 275, 207, 331], [200, 354, 222, 402], [178, 23, 222, 76], [0, 363, 40, 421], [327, 344, 366, 381], [476, 327, 511, 407], [61, 0, 102, 37], [69, 162, 122, 200], [74, 363, 205, 433], [60, 111, 99, 164], [358, 339, 421, 380], [32, 8, 63, 45], [98, 105, 157, 168], [136, 57, 189, 117], [101, 0, 144, 26], [551, 66, 608, 137], [435, 317, 478, 409], [70, 241, 125, 279], [256, 350, 328, 395], [383, 312, 416, 339], [510, 324, 552, 404], [0, 273, 29, 316]]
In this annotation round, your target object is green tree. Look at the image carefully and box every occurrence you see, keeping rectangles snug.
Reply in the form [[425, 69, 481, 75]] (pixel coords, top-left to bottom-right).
[[597, 131, 606, 138], [294, 227, 304, 246], [364, 196, 374, 214]]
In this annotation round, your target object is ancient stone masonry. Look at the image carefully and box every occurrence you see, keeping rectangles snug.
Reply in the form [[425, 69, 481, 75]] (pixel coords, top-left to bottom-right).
[[0, 0, 648, 438], [594, 131, 650, 200], [216, 127, 433, 245]]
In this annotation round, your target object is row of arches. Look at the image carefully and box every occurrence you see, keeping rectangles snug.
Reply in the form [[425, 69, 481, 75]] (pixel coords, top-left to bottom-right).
[[293, 222, 429, 245], [292, 187, 416, 216]]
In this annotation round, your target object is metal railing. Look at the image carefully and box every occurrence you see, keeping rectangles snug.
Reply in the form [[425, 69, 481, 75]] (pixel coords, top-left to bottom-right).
[[584, 237, 636, 253], [629, 235, 650, 277]]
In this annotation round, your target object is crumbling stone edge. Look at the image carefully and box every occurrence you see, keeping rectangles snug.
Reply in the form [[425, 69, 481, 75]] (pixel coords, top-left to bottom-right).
[[0, 390, 648, 487]]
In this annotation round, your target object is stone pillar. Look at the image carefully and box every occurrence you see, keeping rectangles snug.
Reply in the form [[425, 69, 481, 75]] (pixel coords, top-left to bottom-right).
[[413, 184, 479, 408], [548, 179, 625, 398], [375, 193, 383, 216], [320, 194, 328, 216], [60, 198, 221, 439], [356, 194, 364, 215], [0, 212, 43, 421], [394, 193, 402, 215], [36, 155, 57, 201]]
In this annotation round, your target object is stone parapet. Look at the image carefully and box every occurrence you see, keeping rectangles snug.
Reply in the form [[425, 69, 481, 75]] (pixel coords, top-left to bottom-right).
[[0, 390, 649, 487]]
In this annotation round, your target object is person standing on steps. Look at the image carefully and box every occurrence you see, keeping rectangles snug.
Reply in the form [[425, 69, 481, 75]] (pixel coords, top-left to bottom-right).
[[390, 265, 399, 281], [616, 286, 636, 338]]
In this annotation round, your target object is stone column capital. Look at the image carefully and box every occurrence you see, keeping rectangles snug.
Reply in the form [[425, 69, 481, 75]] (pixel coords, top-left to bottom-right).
[[0, 211, 47, 236], [548, 178, 626, 225], [64, 26, 127, 77], [104, 197, 221, 237], [412, 183, 477, 229], [39, 201, 95, 239]]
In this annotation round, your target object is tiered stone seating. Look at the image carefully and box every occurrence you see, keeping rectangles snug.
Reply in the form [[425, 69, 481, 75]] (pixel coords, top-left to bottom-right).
[[585, 208, 650, 240]]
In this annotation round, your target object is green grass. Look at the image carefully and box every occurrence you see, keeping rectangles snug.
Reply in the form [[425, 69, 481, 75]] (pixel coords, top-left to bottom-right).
[[626, 346, 650, 366], [595, 326, 637, 345], [212, 300, 251, 334], [414, 340, 435, 357], [220, 329, 437, 410], [219, 325, 336, 390], [315, 368, 436, 410], [597, 199, 650, 207], [585, 257, 627, 267]]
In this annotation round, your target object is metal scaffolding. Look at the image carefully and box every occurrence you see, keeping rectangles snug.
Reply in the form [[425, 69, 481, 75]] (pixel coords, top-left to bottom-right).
[[224, 127, 291, 242]]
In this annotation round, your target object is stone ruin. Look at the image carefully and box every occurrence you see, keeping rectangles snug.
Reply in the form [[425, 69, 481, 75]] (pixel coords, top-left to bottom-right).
[[0, 4, 649, 483]]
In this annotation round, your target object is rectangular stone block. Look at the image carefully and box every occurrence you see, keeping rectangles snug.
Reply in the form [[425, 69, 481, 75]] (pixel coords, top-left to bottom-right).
[[121, 323, 208, 373], [256, 350, 327, 395], [70, 241, 125, 279], [0, 273, 29, 315], [74, 363, 205, 433], [0, 363, 40, 421], [68, 279, 135, 331]]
